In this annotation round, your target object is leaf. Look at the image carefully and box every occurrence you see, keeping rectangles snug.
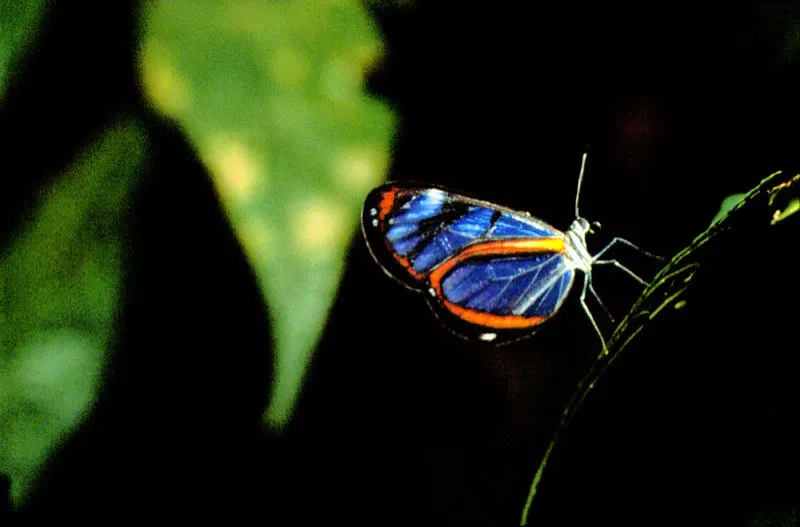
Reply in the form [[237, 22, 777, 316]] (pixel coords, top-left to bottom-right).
[[710, 192, 746, 226], [520, 170, 800, 525], [138, 1, 396, 428], [0, 119, 147, 505], [0, 0, 47, 100]]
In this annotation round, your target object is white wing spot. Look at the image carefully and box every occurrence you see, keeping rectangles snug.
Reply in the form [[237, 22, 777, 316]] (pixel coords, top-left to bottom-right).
[[479, 333, 497, 342], [428, 287, 436, 297], [371, 219, 378, 227], [369, 207, 377, 216]]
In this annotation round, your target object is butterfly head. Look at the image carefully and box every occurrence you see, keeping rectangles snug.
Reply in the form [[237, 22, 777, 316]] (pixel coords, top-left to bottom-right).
[[572, 217, 591, 237], [570, 218, 602, 238]]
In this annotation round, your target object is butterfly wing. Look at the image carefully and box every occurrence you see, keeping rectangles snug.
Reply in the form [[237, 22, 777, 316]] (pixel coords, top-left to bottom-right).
[[362, 183, 576, 342], [428, 246, 575, 341]]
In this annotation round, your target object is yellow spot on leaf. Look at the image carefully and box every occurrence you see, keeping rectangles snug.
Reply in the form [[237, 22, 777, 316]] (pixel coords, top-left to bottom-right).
[[139, 44, 191, 118], [205, 136, 264, 204], [334, 147, 388, 192], [293, 198, 347, 258]]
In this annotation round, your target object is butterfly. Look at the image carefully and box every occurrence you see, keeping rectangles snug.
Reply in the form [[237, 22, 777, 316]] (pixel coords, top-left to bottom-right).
[[361, 154, 660, 349]]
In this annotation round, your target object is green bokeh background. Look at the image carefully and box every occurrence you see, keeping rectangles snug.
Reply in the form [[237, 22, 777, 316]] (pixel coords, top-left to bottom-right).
[[0, 0, 393, 505], [0, 120, 148, 503]]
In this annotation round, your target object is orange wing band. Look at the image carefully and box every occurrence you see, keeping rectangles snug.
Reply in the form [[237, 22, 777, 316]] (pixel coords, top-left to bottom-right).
[[376, 188, 425, 280], [377, 189, 397, 221], [390, 251, 424, 280], [442, 299, 548, 328]]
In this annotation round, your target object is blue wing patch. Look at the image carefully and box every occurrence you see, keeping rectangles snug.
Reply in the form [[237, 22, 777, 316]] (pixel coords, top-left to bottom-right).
[[488, 214, 556, 238], [369, 185, 562, 279], [441, 254, 574, 318]]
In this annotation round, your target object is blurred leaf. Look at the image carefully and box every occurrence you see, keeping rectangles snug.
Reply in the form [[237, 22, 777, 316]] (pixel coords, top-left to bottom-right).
[[0, 0, 47, 100], [139, 1, 396, 428], [0, 119, 147, 505]]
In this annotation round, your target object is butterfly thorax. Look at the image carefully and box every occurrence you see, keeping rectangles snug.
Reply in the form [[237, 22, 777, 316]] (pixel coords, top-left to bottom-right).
[[563, 218, 593, 273]]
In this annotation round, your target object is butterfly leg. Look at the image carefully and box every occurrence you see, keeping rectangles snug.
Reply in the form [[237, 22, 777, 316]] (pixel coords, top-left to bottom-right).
[[579, 272, 608, 354], [592, 237, 662, 262], [593, 259, 649, 286], [588, 279, 615, 323]]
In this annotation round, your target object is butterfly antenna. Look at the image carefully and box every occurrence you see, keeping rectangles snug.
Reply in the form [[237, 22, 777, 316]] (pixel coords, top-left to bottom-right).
[[575, 152, 588, 219]]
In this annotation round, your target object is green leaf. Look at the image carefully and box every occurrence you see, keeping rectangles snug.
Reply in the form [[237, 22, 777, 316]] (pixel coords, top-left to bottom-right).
[[138, 1, 396, 428], [0, 0, 47, 100], [0, 118, 147, 505], [710, 192, 747, 226]]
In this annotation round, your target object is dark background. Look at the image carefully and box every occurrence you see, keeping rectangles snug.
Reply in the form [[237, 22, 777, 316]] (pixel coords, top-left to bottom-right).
[[1, 2, 798, 525]]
